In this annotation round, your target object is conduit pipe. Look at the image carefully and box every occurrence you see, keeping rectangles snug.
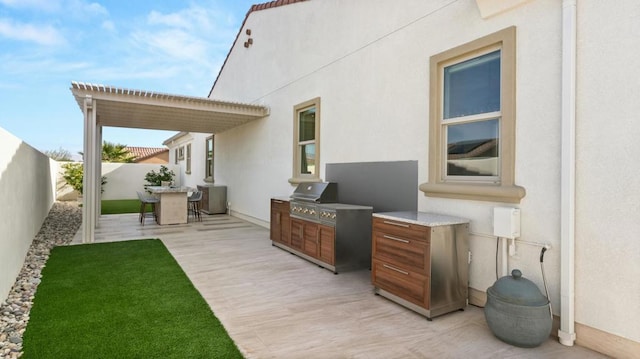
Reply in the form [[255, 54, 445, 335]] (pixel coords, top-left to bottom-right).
[[559, 0, 577, 347]]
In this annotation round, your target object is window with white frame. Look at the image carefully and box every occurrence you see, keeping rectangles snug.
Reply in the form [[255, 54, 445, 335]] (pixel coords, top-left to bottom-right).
[[420, 27, 525, 203], [205, 136, 214, 182], [290, 97, 321, 183]]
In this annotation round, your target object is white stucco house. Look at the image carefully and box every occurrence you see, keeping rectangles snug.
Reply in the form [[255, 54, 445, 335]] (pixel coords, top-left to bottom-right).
[[72, 0, 639, 357]]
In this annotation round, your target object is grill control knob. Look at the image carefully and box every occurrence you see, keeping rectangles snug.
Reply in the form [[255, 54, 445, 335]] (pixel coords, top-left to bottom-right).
[[310, 209, 316, 215], [303, 208, 309, 214], [330, 213, 336, 219]]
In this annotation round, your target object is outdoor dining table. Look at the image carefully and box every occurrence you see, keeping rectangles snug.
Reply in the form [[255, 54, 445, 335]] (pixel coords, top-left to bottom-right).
[[146, 186, 195, 225]]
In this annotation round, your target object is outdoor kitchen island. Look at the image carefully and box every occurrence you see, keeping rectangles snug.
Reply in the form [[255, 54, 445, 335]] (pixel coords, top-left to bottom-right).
[[147, 186, 194, 225], [270, 182, 373, 274], [372, 211, 470, 320]]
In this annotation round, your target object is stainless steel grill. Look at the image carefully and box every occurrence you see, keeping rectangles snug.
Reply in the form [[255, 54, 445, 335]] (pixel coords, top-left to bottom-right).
[[285, 182, 373, 273]]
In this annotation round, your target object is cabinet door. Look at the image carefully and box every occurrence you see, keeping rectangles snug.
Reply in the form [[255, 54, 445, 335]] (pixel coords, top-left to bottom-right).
[[290, 218, 304, 250], [302, 221, 319, 257], [372, 259, 430, 309], [201, 187, 210, 212], [270, 208, 281, 242], [280, 210, 291, 246], [318, 225, 335, 265]]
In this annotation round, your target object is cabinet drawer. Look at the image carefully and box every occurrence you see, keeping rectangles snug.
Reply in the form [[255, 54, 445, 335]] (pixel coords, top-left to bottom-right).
[[372, 259, 430, 309], [372, 231, 430, 275], [373, 217, 429, 241]]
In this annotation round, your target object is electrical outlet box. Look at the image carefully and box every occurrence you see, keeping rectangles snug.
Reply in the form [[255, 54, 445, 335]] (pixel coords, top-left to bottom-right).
[[493, 207, 520, 239]]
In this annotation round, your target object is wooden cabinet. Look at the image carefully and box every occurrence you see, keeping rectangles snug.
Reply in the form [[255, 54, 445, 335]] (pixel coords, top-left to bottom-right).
[[301, 220, 319, 257], [318, 224, 335, 265], [270, 199, 290, 246], [272, 200, 371, 274], [372, 213, 469, 320], [289, 219, 335, 264]]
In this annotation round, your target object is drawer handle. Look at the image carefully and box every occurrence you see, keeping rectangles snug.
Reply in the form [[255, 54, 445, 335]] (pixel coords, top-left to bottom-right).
[[383, 220, 410, 228], [383, 235, 409, 244], [273, 200, 284, 204], [383, 264, 409, 275]]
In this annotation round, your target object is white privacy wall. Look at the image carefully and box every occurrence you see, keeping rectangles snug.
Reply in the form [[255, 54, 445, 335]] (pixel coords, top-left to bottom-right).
[[0, 127, 56, 301], [209, 0, 639, 346], [101, 163, 181, 200], [574, 1, 640, 343]]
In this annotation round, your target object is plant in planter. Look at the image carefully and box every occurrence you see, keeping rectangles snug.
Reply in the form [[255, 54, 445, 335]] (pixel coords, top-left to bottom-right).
[[61, 163, 107, 195], [144, 165, 176, 187]]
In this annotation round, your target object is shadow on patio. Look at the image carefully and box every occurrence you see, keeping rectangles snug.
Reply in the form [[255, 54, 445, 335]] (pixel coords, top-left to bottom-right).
[[74, 212, 607, 359]]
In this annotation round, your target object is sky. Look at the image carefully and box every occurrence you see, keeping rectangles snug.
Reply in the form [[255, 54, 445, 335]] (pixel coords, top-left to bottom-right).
[[0, 0, 258, 157]]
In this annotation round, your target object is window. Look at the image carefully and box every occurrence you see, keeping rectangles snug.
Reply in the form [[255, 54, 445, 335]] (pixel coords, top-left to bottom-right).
[[174, 148, 178, 164], [178, 146, 185, 160], [205, 136, 214, 182], [185, 143, 191, 174], [420, 26, 525, 203], [289, 97, 321, 183]]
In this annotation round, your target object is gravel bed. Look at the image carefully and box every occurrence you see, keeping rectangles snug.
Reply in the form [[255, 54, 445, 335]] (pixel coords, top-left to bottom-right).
[[0, 202, 82, 358]]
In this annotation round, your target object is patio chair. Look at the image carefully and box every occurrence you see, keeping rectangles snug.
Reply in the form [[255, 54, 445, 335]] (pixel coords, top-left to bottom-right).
[[187, 191, 203, 222], [137, 191, 159, 226]]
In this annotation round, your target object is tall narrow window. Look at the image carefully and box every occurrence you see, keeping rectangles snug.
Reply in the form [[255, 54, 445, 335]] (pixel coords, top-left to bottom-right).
[[290, 97, 321, 183], [443, 49, 500, 179], [174, 148, 178, 164], [205, 136, 214, 182], [420, 27, 525, 203], [185, 143, 191, 174]]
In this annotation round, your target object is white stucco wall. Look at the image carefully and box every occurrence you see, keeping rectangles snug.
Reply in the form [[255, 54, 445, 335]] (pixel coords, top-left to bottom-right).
[[574, 1, 640, 343], [0, 127, 56, 301], [100, 163, 181, 200], [208, 0, 638, 346], [164, 132, 211, 189]]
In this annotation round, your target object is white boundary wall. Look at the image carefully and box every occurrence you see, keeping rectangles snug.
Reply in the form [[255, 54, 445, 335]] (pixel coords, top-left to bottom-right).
[[56, 163, 181, 201], [100, 163, 180, 200], [0, 127, 56, 301]]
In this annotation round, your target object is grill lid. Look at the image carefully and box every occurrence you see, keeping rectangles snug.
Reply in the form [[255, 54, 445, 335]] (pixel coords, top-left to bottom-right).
[[290, 182, 337, 203]]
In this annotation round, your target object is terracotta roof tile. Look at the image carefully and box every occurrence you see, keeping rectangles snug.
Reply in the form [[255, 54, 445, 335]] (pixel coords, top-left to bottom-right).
[[125, 146, 169, 161], [208, 0, 309, 97]]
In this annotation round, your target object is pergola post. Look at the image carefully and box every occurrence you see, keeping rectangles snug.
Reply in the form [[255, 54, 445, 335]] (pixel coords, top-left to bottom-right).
[[81, 95, 97, 243]]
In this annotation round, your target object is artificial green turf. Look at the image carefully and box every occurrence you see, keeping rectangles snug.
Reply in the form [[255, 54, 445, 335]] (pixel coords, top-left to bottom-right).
[[22, 239, 243, 359], [101, 199, 144, 214]]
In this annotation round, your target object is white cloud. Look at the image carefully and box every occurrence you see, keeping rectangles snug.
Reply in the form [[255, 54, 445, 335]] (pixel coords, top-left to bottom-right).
[[0, 18, 66, 46], [128, 4, 236, 67], [131, 29, 209, 62], [102, 20, 115, 32], [0, 0, 61, 12], [67, 0, 108, 18], [0, 0, 108, 18]]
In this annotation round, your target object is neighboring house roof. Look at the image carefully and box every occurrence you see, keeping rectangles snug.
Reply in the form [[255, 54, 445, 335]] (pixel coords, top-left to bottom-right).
[[208, 0, 309, 97], [125, 146, 169, 162]]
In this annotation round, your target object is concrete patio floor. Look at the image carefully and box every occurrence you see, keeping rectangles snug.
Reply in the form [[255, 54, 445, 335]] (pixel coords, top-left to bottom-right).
[[73, 213, 608, 358]]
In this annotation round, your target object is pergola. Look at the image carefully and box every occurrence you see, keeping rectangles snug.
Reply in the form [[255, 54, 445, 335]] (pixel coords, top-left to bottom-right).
[[70, 81, 270, 243]]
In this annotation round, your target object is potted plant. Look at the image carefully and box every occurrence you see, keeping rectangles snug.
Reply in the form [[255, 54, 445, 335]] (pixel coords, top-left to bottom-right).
[[144, 165, 176, 187]]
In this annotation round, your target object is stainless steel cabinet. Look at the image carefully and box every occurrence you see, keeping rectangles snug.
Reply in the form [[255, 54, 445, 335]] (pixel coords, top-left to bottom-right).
[[197, 185, 227, 214]]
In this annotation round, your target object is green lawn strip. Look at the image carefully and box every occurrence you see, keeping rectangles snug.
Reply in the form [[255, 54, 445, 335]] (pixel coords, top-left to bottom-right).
[[22, 239, 242, 359], [101, 199, 144, 214]]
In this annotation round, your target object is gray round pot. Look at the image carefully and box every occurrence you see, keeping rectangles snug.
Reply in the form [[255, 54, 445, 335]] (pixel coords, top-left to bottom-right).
[[484, 269, 552, 348]]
